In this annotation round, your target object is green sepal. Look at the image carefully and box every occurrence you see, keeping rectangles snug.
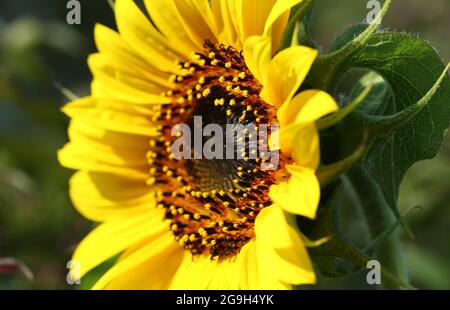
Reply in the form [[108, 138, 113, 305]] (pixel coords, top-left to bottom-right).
[[278, 0, 314, 51], [317, 83, 373, 131], [307, 0, 392, 91]]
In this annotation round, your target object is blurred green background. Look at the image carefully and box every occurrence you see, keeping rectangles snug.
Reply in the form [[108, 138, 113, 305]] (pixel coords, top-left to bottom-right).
[[0, 0, 449, 289]]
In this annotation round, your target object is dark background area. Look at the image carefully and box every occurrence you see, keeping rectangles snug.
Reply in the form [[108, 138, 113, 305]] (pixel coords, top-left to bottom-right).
[[0, 0, 449, 289]]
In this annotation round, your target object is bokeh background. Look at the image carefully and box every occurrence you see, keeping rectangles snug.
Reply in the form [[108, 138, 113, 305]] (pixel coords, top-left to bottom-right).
[[0, 0, 449, 289]]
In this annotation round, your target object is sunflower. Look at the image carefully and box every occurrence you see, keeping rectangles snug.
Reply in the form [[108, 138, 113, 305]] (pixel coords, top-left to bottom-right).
[[58, 0, 338, 289]]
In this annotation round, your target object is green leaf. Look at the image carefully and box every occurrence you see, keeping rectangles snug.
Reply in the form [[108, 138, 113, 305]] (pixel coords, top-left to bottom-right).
[[363, 205, 422, 256], [307, 179, 415, 289], [346, 32, 450, 215], [345, 166, 408, 289], [307, 28, 450, 287], [357, 62, 450, 139], [313, 28, 450, 223]]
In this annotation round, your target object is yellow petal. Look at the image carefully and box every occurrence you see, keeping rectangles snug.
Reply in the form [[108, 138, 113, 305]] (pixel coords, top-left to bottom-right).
[[58, 115, 151, 180], [58, 98, 154, 178], [293, 90, 339, 124], [171, 0, 218, 47], [61, 139, 148, 171], [257, 242, 314, 285], [278, 90, 338, 127], [95, 232, 181, 289], [254, 205, 315, 284], [270, 9, 290, 53], [206, 241, 254, 289], [241, 0, 277, 40], [88, 53, 170, 98], [191, 0, 219, 35], [67, 121, 148, 168], [277, 90, 337, 169], [255, 241, 291, 289], [275, 242, 316, 285], [61, 97, 160, 136], [264, 0, 304, 35], [173, 240, 283, 290], [292, 124, 320, 169], [88, 53, 171, 104], [241, 240, 260, 289], [71, 208, 168, 279], [69, 171, 155, 222], [210, 0, 225, 36], [227, 0, 293, 53], [210, 0, 238, 47], [206, 261, 238, 289], [243, 36, 272, 87], [114, 0, 180, 72], [93, 24, 172, 88], [256, 234, 316, 285], [254, 205, 296, 249], [68, 119, 150, 151], [169, 253, 218, 289], [170, 241, 262, 289], [224, 0, 244, 48], [144, 0, 200, 53], [266, 46, 318, 108], [279, 124, 320, 171], [269, 165, 320, 219], [58, 143, 148, 180], [279, 121, 319, 169]]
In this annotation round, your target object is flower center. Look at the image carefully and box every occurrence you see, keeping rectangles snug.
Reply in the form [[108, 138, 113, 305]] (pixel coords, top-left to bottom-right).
[[149, 41, 285, 259]]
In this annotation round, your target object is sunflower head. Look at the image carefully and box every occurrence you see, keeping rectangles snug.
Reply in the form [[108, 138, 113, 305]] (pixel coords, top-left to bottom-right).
[[59, 0, 338, 289], [152, 40, 291, 259]]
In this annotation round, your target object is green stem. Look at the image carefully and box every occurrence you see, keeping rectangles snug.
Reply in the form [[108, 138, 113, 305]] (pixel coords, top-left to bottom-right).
[[317, 134, 367, 187]]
